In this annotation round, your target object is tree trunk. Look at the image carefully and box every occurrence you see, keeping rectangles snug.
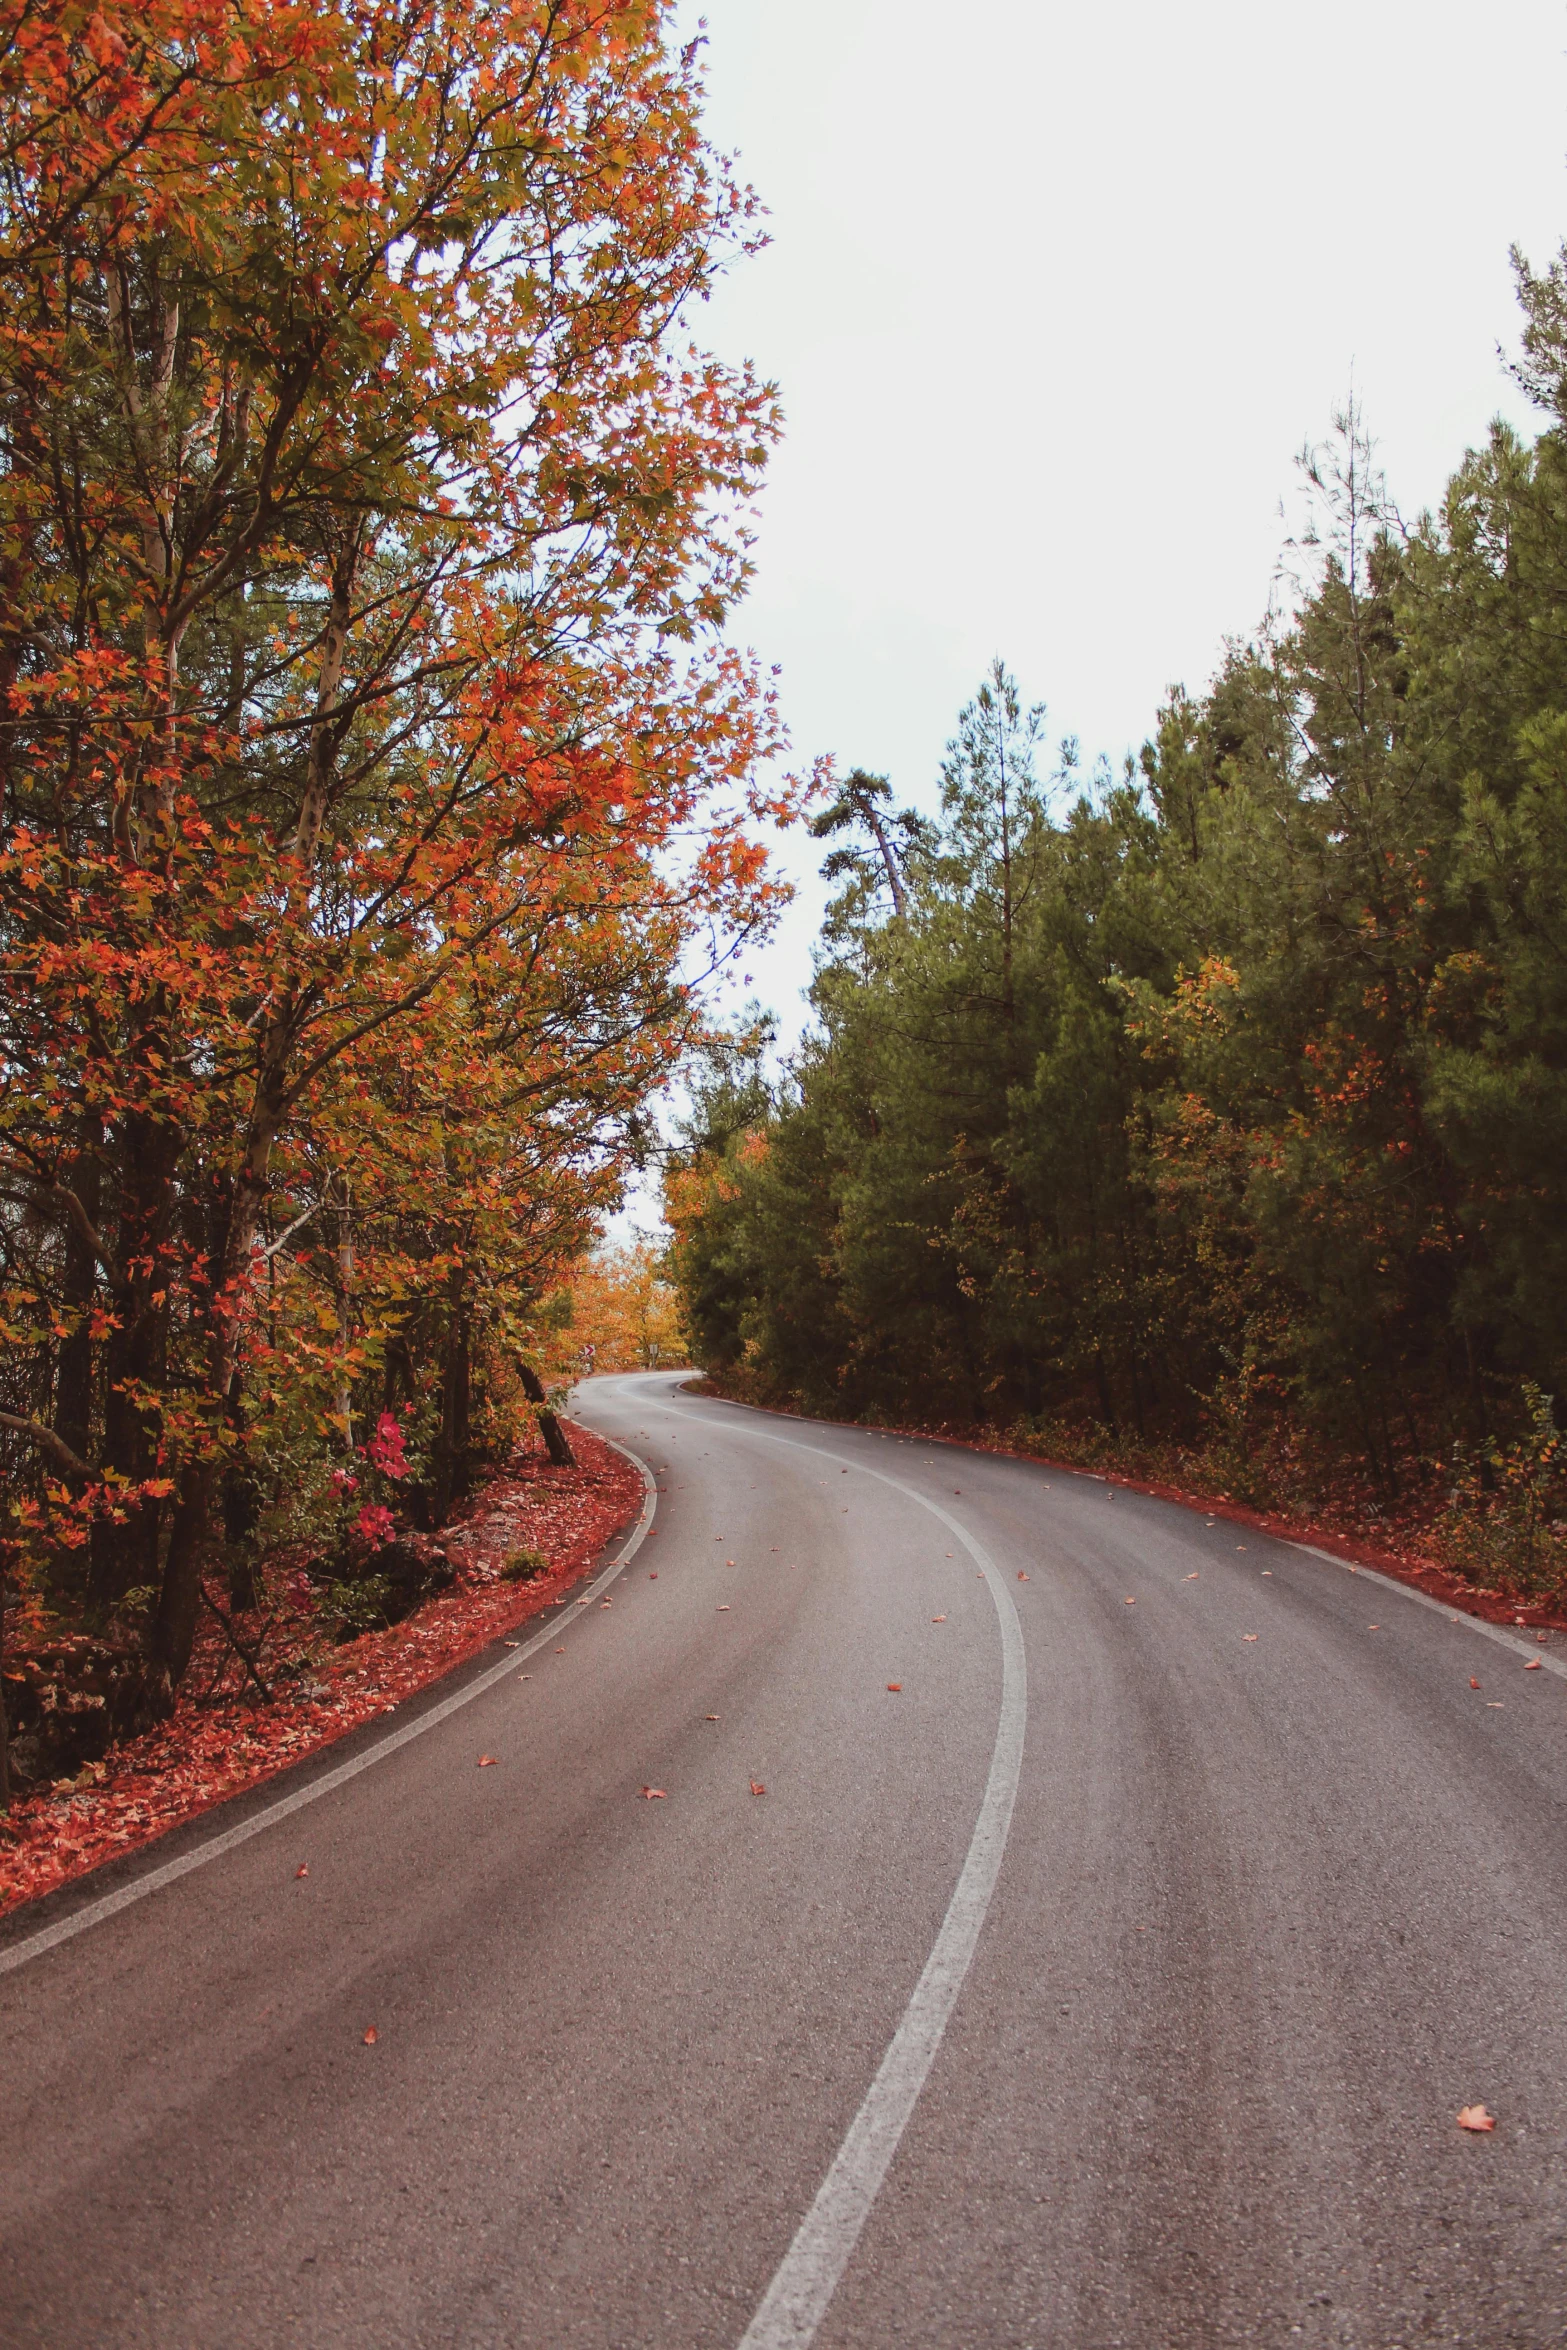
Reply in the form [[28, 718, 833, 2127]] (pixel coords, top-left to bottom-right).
[[54, 1143, 100, 1473], [223, 1374, 261, 1611], [87, 1111, 180, 1614], [0, 1549, 11, 1813], [144, 1459, 212, 1717], [518, 1362, 576, 1467]]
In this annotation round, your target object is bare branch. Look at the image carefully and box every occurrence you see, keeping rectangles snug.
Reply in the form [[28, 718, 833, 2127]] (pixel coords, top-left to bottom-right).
[[0, 1413, 93, 1480]]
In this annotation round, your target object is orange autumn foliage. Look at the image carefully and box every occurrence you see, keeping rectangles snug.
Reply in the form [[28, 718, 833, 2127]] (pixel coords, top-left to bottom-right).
[[0, 0, 804, 1734]]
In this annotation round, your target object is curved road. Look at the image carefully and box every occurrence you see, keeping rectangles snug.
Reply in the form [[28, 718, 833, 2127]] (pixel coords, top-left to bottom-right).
[[3, 1372, 1565, 2348]]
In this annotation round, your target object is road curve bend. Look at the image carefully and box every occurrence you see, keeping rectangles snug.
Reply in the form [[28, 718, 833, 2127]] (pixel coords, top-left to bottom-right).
[[2, 1370, 1564, 2349]]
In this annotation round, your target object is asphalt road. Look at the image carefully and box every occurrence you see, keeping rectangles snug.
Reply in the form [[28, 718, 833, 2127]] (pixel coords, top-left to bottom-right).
[[3, 1371, 1566, 2350]]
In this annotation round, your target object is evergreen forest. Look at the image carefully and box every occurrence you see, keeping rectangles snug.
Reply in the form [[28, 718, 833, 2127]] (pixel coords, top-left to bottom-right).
[[668, 278, 1567, 1602]]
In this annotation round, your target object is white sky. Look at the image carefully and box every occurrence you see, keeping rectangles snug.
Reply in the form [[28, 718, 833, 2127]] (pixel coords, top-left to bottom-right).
[[676, 0, 1567, 1045]]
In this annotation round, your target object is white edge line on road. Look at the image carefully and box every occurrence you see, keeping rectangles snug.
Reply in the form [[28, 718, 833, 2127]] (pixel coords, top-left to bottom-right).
[[626, 1385, 1028, 2350], [0, 1434, 658, 1981], [1291, 1542, 1567, 1678], [630, 1378, 1564, 2348]]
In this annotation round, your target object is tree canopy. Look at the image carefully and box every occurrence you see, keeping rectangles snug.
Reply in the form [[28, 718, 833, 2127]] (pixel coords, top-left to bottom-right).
[[0, 0, 800, 1734], [668, 311, 1567, 1597]]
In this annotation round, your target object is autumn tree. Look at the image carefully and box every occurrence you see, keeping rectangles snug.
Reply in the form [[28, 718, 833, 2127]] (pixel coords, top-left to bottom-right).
[[0, 0, 797, 1721]]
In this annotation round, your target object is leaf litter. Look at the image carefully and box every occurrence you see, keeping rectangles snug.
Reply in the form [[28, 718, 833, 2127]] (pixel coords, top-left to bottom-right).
[[1, 1428, 643, 1918]]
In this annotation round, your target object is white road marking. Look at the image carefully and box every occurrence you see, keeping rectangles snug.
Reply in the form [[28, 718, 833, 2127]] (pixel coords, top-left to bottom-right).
[[0, 1440, 657, 1979], [1293, 1545, 1567, 1678], [621, 1383, 1028, 2350], [612, 1375, 1566, 2350]]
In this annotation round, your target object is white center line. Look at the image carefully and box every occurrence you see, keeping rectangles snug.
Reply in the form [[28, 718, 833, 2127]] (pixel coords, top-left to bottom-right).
[[625, 1384, 1028, 2350]]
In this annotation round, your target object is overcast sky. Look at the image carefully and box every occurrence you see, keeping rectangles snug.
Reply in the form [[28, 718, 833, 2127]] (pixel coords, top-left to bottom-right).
[[669, 0, 1567, 1050]]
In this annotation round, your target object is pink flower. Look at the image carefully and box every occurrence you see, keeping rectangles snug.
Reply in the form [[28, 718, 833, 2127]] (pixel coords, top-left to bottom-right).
[[329, 1467, 359, 1495], [366, 1411, 409, 1480], [354, 1503, 395, 1548]]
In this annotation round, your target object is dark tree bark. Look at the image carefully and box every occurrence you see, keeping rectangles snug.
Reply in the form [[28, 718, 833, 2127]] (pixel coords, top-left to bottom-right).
[[144, 1459, 211, 1716], [53, 1142, 100, 1473], [222, 1374, 261, 1610], [0, 1547, 11, 1813], [518, 1362, 576, 1467]]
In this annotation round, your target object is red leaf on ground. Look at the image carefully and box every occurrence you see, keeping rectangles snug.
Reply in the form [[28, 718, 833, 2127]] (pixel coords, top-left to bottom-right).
[[931, 1615, 947, 1623], [362, 2027, 379, 2045], [1470, 1678, 1480, 1689], [886, 1683, 902, 1692], [295, 1864, 309, 1880], [477, 1755, 499, 1767], [1124, 1597, 1136, 1605], [1457, 2104, 1495, 2131], [750, 1780, 766, 1796], [640, 1786, 666, 1799], [1017, 1571, 1030, 1581], [1243, 1634, 1258, 1642], [2, 1429, 644, 1922], [1525, 1657, 1543, 1669]]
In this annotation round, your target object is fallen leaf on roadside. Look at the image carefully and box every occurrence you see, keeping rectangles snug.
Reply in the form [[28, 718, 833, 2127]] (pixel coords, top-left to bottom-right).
[[1184, 1572, 1199, 1580], [1370, 1624, 1381, 1631], [1457, 2104, 1495, 2132], [1470, 1678, 1480, 1690], [555, 1647, 565, 1654], [295, 1864, 309, 1880], [1236, 1546, 1247, 1552], [503, 1641, 520, 1649], [649, 1571, 657, 1578], [362, 2027, 378, 2045], [1124, 1597, 1136, 1606], [1243, 1634, 1258, 1642], [717, 1604, 730, 1611], [887, 1682, 902, 1692], [640, 1786, 666, 1800], [705, 1714, 720, 1721], [1017, 1571, 1030, 1581], [1525, 1657, 1543, 1670], [477, 1755, 498, 1768], [750, 1780, 766, 1796], [726, 1558, 735, 1566], [932, 1615, 947, 1623]]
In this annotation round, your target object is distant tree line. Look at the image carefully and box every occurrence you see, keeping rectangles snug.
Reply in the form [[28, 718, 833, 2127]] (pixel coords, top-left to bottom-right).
[[668, 267, 1567, 1592]]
